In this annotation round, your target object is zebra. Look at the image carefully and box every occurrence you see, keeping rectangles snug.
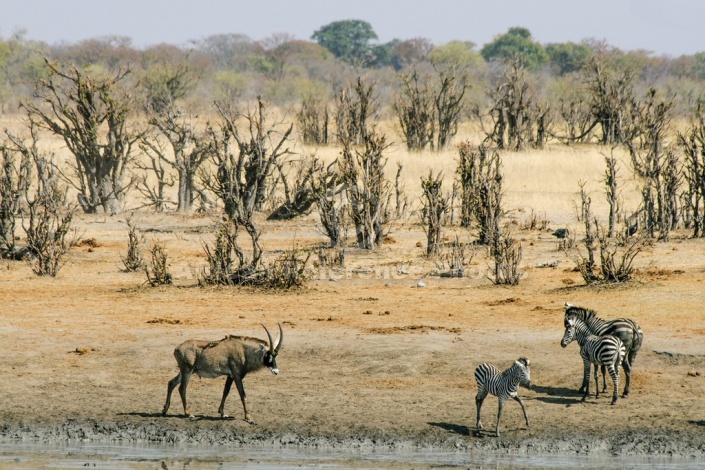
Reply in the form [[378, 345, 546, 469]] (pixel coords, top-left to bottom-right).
[[561, 314, 626, 405], [474, 357, 531, 437], [564, 303, 643, 397]]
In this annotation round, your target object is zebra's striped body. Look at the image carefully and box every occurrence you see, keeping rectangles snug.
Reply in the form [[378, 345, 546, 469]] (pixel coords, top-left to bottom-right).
[[474, 357, 531, 437], [561, 314, 626, 405], [565, 304, 643, 397]]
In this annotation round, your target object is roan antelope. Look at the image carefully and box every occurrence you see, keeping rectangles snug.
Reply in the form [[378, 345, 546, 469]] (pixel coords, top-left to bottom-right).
[[162, 324, 283, 424]]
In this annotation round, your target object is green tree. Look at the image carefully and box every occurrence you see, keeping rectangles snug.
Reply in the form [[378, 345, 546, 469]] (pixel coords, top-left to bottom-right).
[[545, 42, 592, 75], [481, 27, 548, 69], [429, 41, 484, 72], [312, 19, 378, 65]]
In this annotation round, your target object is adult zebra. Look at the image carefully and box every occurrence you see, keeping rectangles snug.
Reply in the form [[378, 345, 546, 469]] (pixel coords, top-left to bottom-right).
[[561, 314, 625, 404], [564, 303, 643, 398], [474, 357, 531, 437]]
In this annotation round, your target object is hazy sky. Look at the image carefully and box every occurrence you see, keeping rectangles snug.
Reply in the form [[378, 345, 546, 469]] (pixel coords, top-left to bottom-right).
[[2, 0, 704, 56]]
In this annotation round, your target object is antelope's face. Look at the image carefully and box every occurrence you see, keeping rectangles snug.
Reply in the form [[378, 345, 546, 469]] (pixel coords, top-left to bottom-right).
[[264, 350, 279, 375], [561, 318, 577, 348]]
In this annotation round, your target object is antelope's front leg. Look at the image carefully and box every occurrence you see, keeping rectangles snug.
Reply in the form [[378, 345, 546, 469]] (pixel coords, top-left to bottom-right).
[[234, 376, 256, 425], [218, 377, 234, 418]]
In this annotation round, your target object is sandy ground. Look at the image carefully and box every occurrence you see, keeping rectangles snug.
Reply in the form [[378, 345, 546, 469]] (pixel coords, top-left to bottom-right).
[[1, 211, 704, 462]]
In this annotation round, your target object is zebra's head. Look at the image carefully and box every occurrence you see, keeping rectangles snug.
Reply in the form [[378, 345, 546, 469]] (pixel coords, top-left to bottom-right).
[[515, 357, 531, 387], [561, 316, 578, 348]]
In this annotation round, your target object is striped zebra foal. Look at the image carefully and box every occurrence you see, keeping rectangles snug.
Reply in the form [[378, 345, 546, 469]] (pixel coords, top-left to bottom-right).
[[564, 303, 643, 397], [561, 314, 626, 405], [474, 357, 531, 437]]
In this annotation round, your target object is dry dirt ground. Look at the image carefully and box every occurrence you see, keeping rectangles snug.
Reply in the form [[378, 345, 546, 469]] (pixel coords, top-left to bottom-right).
[[1, 211, 704, 462]]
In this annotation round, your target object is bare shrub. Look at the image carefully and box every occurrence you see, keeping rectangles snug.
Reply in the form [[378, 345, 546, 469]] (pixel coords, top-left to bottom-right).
[[420, 170, 448, 256], [598, 229, 644, 283], [296, 94, 329, 145], [677, 101, 705, 238], [120, 214, 145, 272], [489, 232, 524, 285], [456, 143, 502, 245], [201, 98, 293, 282], [263, 246, 312, 290], [198, 218, 238, 286], [435, 234, 474, 278], [339, 131, 391, 250], [394, 67, 434, 151], [520, 209, 549, 231], [307, 157, 344, 248], [333, 76, 377, 145], [0, 132, 32, 258], [316, 246, 345, 268], [144, 240, 172, 286]]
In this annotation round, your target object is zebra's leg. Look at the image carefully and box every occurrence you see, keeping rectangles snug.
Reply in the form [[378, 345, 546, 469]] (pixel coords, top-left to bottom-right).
[[593, 363, 600, 399], [608, 364, 619, 405], [475, 389, 488, 431], [578, 364, 588, 394], [600, 364, 607, 393], [495, 397, 505, 437], [581, 360, 590, 402], [622, 352, 635, 398], [513, 395, 529, 428]]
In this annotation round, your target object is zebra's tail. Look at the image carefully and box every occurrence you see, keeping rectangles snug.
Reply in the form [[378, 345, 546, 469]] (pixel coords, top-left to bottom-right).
[[632, 324, 644, 353]]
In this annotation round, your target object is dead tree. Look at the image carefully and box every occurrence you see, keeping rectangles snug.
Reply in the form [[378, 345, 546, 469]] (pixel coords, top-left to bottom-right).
[[435, 68, 468, 150], [296, 94, 329, 145], [456, 143, 502, 245], [0, 132, 32, 258], [201, 98, 293, 283], [604, 150, 620, 238], [339, 131, 391, 250], [677, 102, 705, 237], [141, 109, 210, 212], [22, 59, 140, 214], [478, 60, 549, 151], [394, 67, 435, 151], [623, 88, 678, 241], [307, 157, 343, 248], [582, 56, 636, 145], [420, 171, 448, 256], [333, 76, 377, 145]]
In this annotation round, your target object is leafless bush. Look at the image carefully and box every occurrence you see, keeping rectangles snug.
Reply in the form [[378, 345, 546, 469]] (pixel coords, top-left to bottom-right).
[[420, 170, 448, 256], [120, 214, 145, 272], [598, 228, 644, 283], [296, 94, 329, 145], [489, 232, 524, 285], [0, 134, 31, 258], [435, 235, 474, 278], [520, 209, 549, 231], [201, 97, 293, 282], [394, 67, 434, 151], [624, 88, 679, 241], [262, 246, 312, 290], [198, 218, 238, 286], [339, 130, 391, 250], [333, 76, 377, 145], [307, 157, 344, 247], [456, 143, 502, 245], [144, 240, 172, 286], [316, 246, 345, 268], [677, 101, 705, 238], [567, 182, 645, 284]]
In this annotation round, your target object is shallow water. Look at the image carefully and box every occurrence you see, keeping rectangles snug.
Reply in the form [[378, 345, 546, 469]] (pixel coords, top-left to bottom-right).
[[0, 441, 703, 469]]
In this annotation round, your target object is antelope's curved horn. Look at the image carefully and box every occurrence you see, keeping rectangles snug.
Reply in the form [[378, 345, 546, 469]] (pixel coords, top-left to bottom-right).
[[262, 324, 274, 352], [273, 323, 283, 354]]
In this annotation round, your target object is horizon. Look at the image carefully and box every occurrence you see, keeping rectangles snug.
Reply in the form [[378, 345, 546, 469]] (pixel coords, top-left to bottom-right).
[[2, 0, 704, 57]]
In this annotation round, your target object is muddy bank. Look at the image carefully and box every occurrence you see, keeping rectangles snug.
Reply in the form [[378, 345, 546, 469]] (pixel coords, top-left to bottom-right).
[[1, 419, 704, 461]]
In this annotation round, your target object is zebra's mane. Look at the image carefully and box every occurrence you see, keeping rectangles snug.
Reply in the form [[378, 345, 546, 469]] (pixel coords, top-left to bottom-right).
[[565, 305, 603, 324]]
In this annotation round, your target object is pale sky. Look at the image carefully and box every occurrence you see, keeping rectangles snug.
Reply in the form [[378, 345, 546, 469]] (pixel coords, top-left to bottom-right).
[[2, 0, 704, 56]]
